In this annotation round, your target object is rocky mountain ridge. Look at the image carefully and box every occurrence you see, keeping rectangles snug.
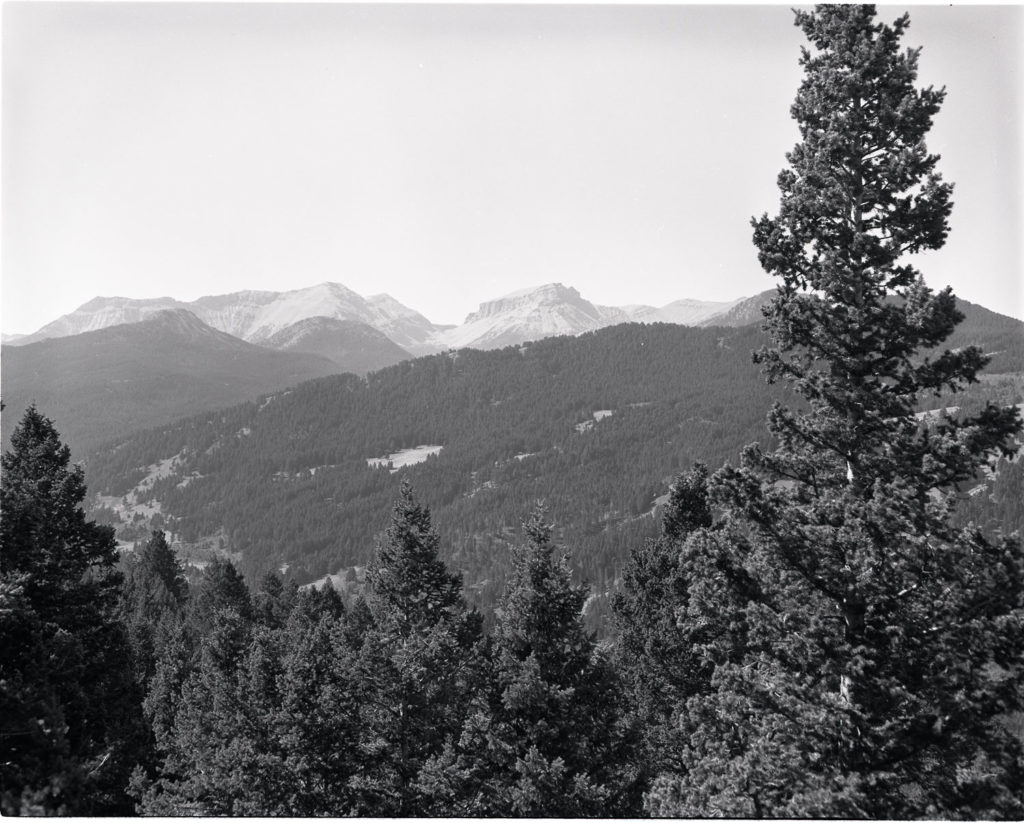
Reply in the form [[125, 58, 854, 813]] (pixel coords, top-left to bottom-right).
[[12, 283, 439, 353], [11, 281, 755, 353]]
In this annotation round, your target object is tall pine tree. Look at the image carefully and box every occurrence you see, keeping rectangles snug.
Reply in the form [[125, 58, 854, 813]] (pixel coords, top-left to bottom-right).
[[422, 505, 639, 816], [1, 407, 144, 814], [354, 480, 484, 815], [648, 5, 1023, 818]]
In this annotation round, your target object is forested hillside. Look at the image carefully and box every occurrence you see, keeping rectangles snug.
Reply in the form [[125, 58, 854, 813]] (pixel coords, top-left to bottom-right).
[[83, 323, 774, 607], [82, 314, 1023, 626]]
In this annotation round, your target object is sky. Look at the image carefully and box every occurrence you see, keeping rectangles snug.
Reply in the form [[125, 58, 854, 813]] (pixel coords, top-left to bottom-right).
[[2, 3, 1022, 335]]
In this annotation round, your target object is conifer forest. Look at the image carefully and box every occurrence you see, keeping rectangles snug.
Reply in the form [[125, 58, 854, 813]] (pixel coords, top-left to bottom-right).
[[2, 6, 1023, 817]]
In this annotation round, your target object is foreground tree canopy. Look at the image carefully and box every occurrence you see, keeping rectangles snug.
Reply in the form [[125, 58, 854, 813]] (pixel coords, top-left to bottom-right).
[[2, 5, 1021, 818], [1, 407, 143, 814], [645, 4, 1024, 817]]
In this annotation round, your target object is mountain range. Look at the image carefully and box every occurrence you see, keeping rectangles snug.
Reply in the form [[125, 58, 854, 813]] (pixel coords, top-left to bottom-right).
[[6, 279, 1023, 459], [0, 281, 755, 457], [0, 309, 346, 454], [7, 281, 750, 354]]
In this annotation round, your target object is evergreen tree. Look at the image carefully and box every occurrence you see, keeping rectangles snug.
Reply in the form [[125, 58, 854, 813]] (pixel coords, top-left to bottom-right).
[[187, 555, 253, 631], [423, 505, 639, 816], [134, 554, 254, 810], [135, 587, 366, 815], [133, 610, 257, 815], [0, 407, 144, 814], [264, 605, 363, 814], [117, 530, 190, 795], [253, 571, 299, 629], [134, 530, 188, 607], [364, 479, 464, 629], [354, 480, 484, 815], [648, 6, 1024, 817], [354, 479, 485, 814], [121, 530, 188, 685], [613, 463, 712, 779]]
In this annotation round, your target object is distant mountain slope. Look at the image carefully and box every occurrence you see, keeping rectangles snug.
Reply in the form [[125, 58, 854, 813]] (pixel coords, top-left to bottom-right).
[[697, 289, 1024, 372], [11, 282, 445, 352], [16, 295, 188, 343], [262, 317, 412, 374], [946, 300, 1024, 374], [83, 322, 778, 598], [699, 289, 775, 327], [631, 297, 743, 325], [14, 280, 1018, 364], [428, 284, 748, 350], [1, 309, 342, 455], [81, 307, 1023, 622], [365, 293, 449, 354]]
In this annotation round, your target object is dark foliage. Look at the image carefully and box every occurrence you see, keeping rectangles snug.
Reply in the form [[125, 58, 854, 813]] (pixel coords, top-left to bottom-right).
[[353, 481, 485, 814], [613, 463, 715, 781], [0, 407, 145, 814], [647, 6, 1024, 817], [420, 506, 641, 816], [80, 322, 785, 620]]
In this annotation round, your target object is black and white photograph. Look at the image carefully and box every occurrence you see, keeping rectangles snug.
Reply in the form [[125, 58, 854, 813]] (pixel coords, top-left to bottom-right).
[[1, 2, 1022, 816]]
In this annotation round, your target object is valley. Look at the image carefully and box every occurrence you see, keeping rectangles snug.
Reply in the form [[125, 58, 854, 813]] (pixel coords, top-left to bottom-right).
[[73, 310, 1024, 628], [81, 322, 779, 614]]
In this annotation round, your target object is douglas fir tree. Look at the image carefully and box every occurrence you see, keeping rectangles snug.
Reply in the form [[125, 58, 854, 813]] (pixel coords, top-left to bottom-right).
[[647, 6, 1024, 818]]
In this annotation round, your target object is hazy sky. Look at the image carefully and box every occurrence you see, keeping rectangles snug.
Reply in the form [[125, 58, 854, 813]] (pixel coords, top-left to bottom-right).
[[3, 3, 1022, 334]]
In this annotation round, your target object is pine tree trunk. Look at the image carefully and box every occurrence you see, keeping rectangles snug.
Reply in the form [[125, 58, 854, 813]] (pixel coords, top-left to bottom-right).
[[840, 600, 865, 708]]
